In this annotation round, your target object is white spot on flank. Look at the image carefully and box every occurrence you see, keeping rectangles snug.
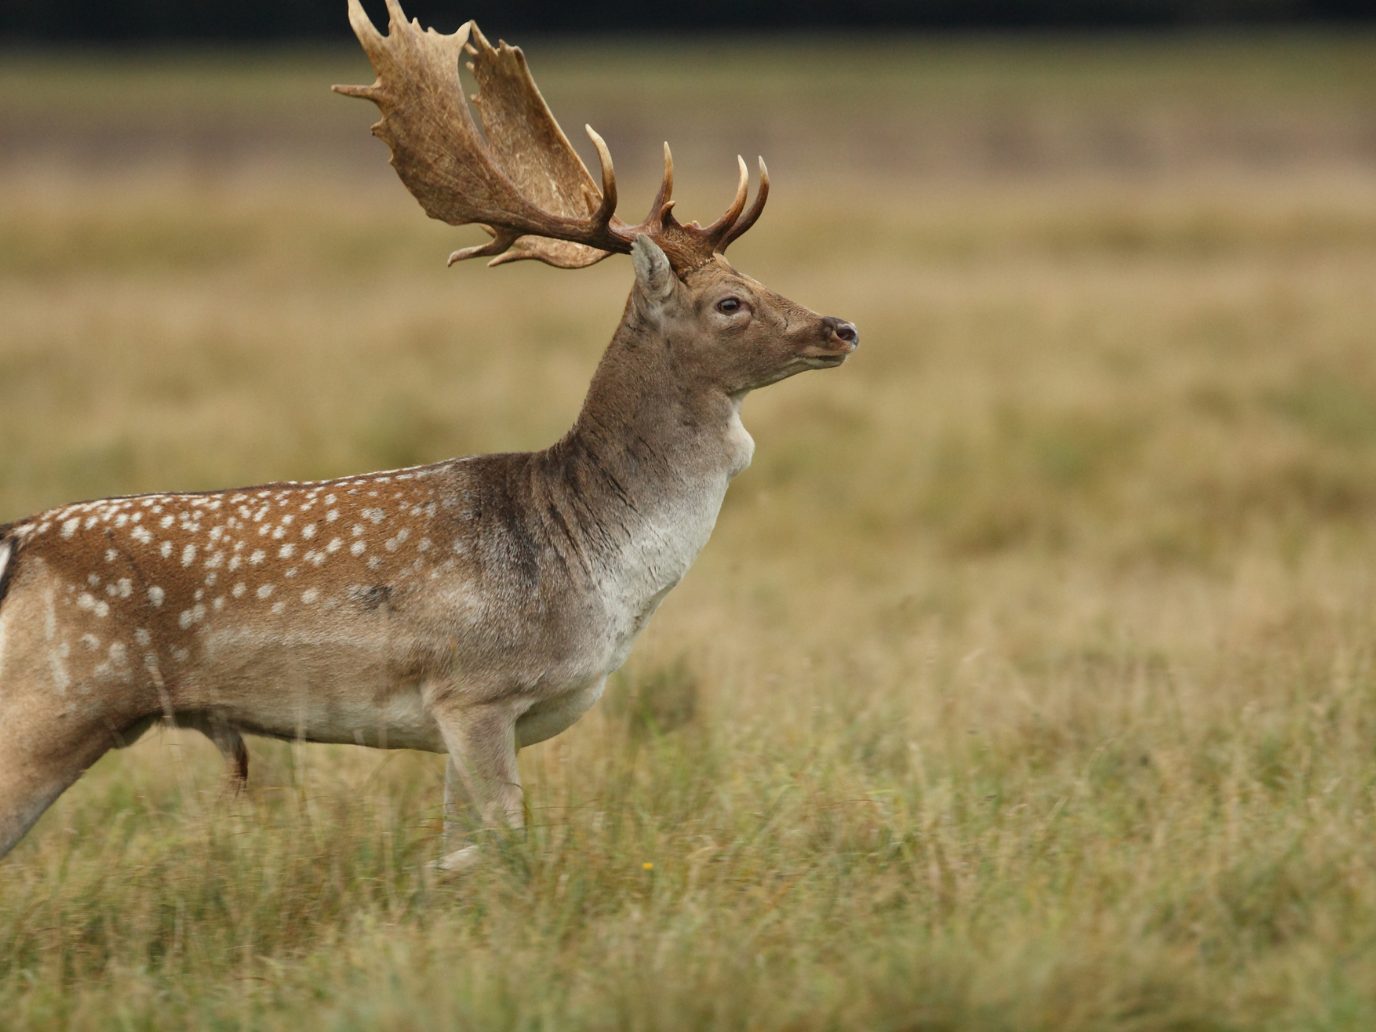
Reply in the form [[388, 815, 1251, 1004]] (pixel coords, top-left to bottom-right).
[[160, 541, 173, 559], [257, 584, 274, 599], [351, 524, 365, 537], [43, 588, 72, 693], [132, 526, 153, 545], [350, 540, 366, 557], [61, 517, 80, 539], [302, 524, 317, 540], [271, 601, 285, 615], [363, 508, 385, 524], [135, 628, 152, 646], [326, 510, 340, 523], [160, 515, 174, 529], [302, 588, 320, 604], [182, 543, 197, 566], [105, 548, 118, 563], [250, 549, 266, 566], [232, 582, 247, 598], [148, 586, 166, 607], [327, 538, 343, 554], [278, 543, 295, 559]]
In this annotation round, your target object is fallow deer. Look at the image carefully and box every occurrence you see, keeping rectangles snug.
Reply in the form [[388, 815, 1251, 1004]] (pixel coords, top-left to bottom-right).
[[0, 0, 858, 869]]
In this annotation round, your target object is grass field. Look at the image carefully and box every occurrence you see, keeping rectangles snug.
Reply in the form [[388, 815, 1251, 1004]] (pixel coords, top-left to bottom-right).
[[3, 31, 1376, 1029]]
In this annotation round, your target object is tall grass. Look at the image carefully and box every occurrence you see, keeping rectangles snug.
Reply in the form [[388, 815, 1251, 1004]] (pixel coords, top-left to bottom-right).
[[2, 32, 1376, 1029]]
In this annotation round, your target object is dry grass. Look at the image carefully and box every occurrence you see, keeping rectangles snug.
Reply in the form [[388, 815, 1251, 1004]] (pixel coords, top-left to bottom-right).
[[2, 32, 1376, 1029]]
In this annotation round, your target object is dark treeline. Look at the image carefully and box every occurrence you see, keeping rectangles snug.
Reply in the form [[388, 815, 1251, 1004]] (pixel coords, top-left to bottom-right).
[[4, 0, 1373, 43]]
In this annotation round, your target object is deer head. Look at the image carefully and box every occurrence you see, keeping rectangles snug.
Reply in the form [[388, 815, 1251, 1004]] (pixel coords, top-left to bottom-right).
[[334, 0, 858, 396]]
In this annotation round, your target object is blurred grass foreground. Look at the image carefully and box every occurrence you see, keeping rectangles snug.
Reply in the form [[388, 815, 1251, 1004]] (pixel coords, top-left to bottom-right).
[[3, 31, 1376, 1030]]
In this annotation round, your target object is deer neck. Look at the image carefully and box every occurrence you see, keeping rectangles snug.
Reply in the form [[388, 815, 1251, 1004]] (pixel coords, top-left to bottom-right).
[[568, 305, 753, 485], [536, 306, 753, 595]]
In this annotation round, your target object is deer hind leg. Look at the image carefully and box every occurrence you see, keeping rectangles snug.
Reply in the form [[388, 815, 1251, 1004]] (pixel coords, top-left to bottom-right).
[[0, 583, 121, 860], [0, 697, 115, 861], [429, 696, 524, 873], [0, 622, 118, 859]]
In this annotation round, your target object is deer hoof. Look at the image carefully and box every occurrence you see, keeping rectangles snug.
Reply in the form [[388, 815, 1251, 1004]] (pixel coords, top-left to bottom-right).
[[433, 844, 481, 874]]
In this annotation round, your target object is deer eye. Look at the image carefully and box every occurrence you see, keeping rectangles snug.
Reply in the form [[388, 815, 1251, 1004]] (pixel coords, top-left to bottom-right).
[[716, 297, 743, 315]]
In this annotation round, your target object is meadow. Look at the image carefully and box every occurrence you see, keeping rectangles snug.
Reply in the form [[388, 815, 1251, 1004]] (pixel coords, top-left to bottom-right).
[[2, 31, 1376, 1028]]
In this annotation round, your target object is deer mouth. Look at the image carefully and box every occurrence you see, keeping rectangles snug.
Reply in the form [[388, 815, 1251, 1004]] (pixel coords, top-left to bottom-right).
[[801, 342, 856, 368]]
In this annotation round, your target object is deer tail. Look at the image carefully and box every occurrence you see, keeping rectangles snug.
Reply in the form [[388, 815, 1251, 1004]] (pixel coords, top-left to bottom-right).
[[0, 529, 17, 611]]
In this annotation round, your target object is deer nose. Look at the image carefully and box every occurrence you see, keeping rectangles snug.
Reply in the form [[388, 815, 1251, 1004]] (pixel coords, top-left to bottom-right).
[[822, 317, 859, 348]]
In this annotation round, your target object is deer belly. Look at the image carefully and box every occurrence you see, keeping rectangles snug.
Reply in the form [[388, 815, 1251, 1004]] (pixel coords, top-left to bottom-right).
[[218, 681, 443, 751], [516, 678, 606, 747], [195, 629, 444, 751]]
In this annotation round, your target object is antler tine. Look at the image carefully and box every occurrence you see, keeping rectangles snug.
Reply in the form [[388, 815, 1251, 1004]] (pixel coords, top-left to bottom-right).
[[644, 141, 676, 228], [584, 125, 618, 225], [719, 156, 770, 251], [447, 226, 521, 268], [332, 0, 385, 98], [702, 155, 750, 241]]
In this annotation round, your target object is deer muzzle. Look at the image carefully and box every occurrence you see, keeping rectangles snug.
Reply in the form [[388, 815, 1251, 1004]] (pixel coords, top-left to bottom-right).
[[800, 316, 860, 366], [822, 316, 860, 350]]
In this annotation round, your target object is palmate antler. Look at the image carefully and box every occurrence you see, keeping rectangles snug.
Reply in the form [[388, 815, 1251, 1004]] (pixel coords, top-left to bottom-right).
[[333, 0, 768, 272]]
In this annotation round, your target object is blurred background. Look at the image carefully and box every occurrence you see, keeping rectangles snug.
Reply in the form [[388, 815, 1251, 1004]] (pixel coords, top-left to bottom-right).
[[3, 2, 1376, 1028], [4, 0, 1375, 37]]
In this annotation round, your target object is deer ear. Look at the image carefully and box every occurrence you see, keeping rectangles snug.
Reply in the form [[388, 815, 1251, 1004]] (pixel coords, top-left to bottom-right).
[[631, 235, 675, 302]]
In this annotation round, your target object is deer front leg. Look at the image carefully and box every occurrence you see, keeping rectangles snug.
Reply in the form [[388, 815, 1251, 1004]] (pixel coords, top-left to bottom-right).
[[428, 697, 523, 872]]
